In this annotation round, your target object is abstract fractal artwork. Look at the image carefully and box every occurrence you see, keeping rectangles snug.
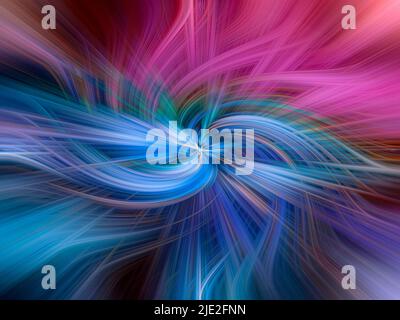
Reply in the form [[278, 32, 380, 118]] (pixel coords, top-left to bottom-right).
[[0, 0, 400, 301]]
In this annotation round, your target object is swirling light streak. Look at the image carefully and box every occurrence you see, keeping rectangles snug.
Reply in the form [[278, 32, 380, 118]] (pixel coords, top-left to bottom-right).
[[0, 0, 399, 299]]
